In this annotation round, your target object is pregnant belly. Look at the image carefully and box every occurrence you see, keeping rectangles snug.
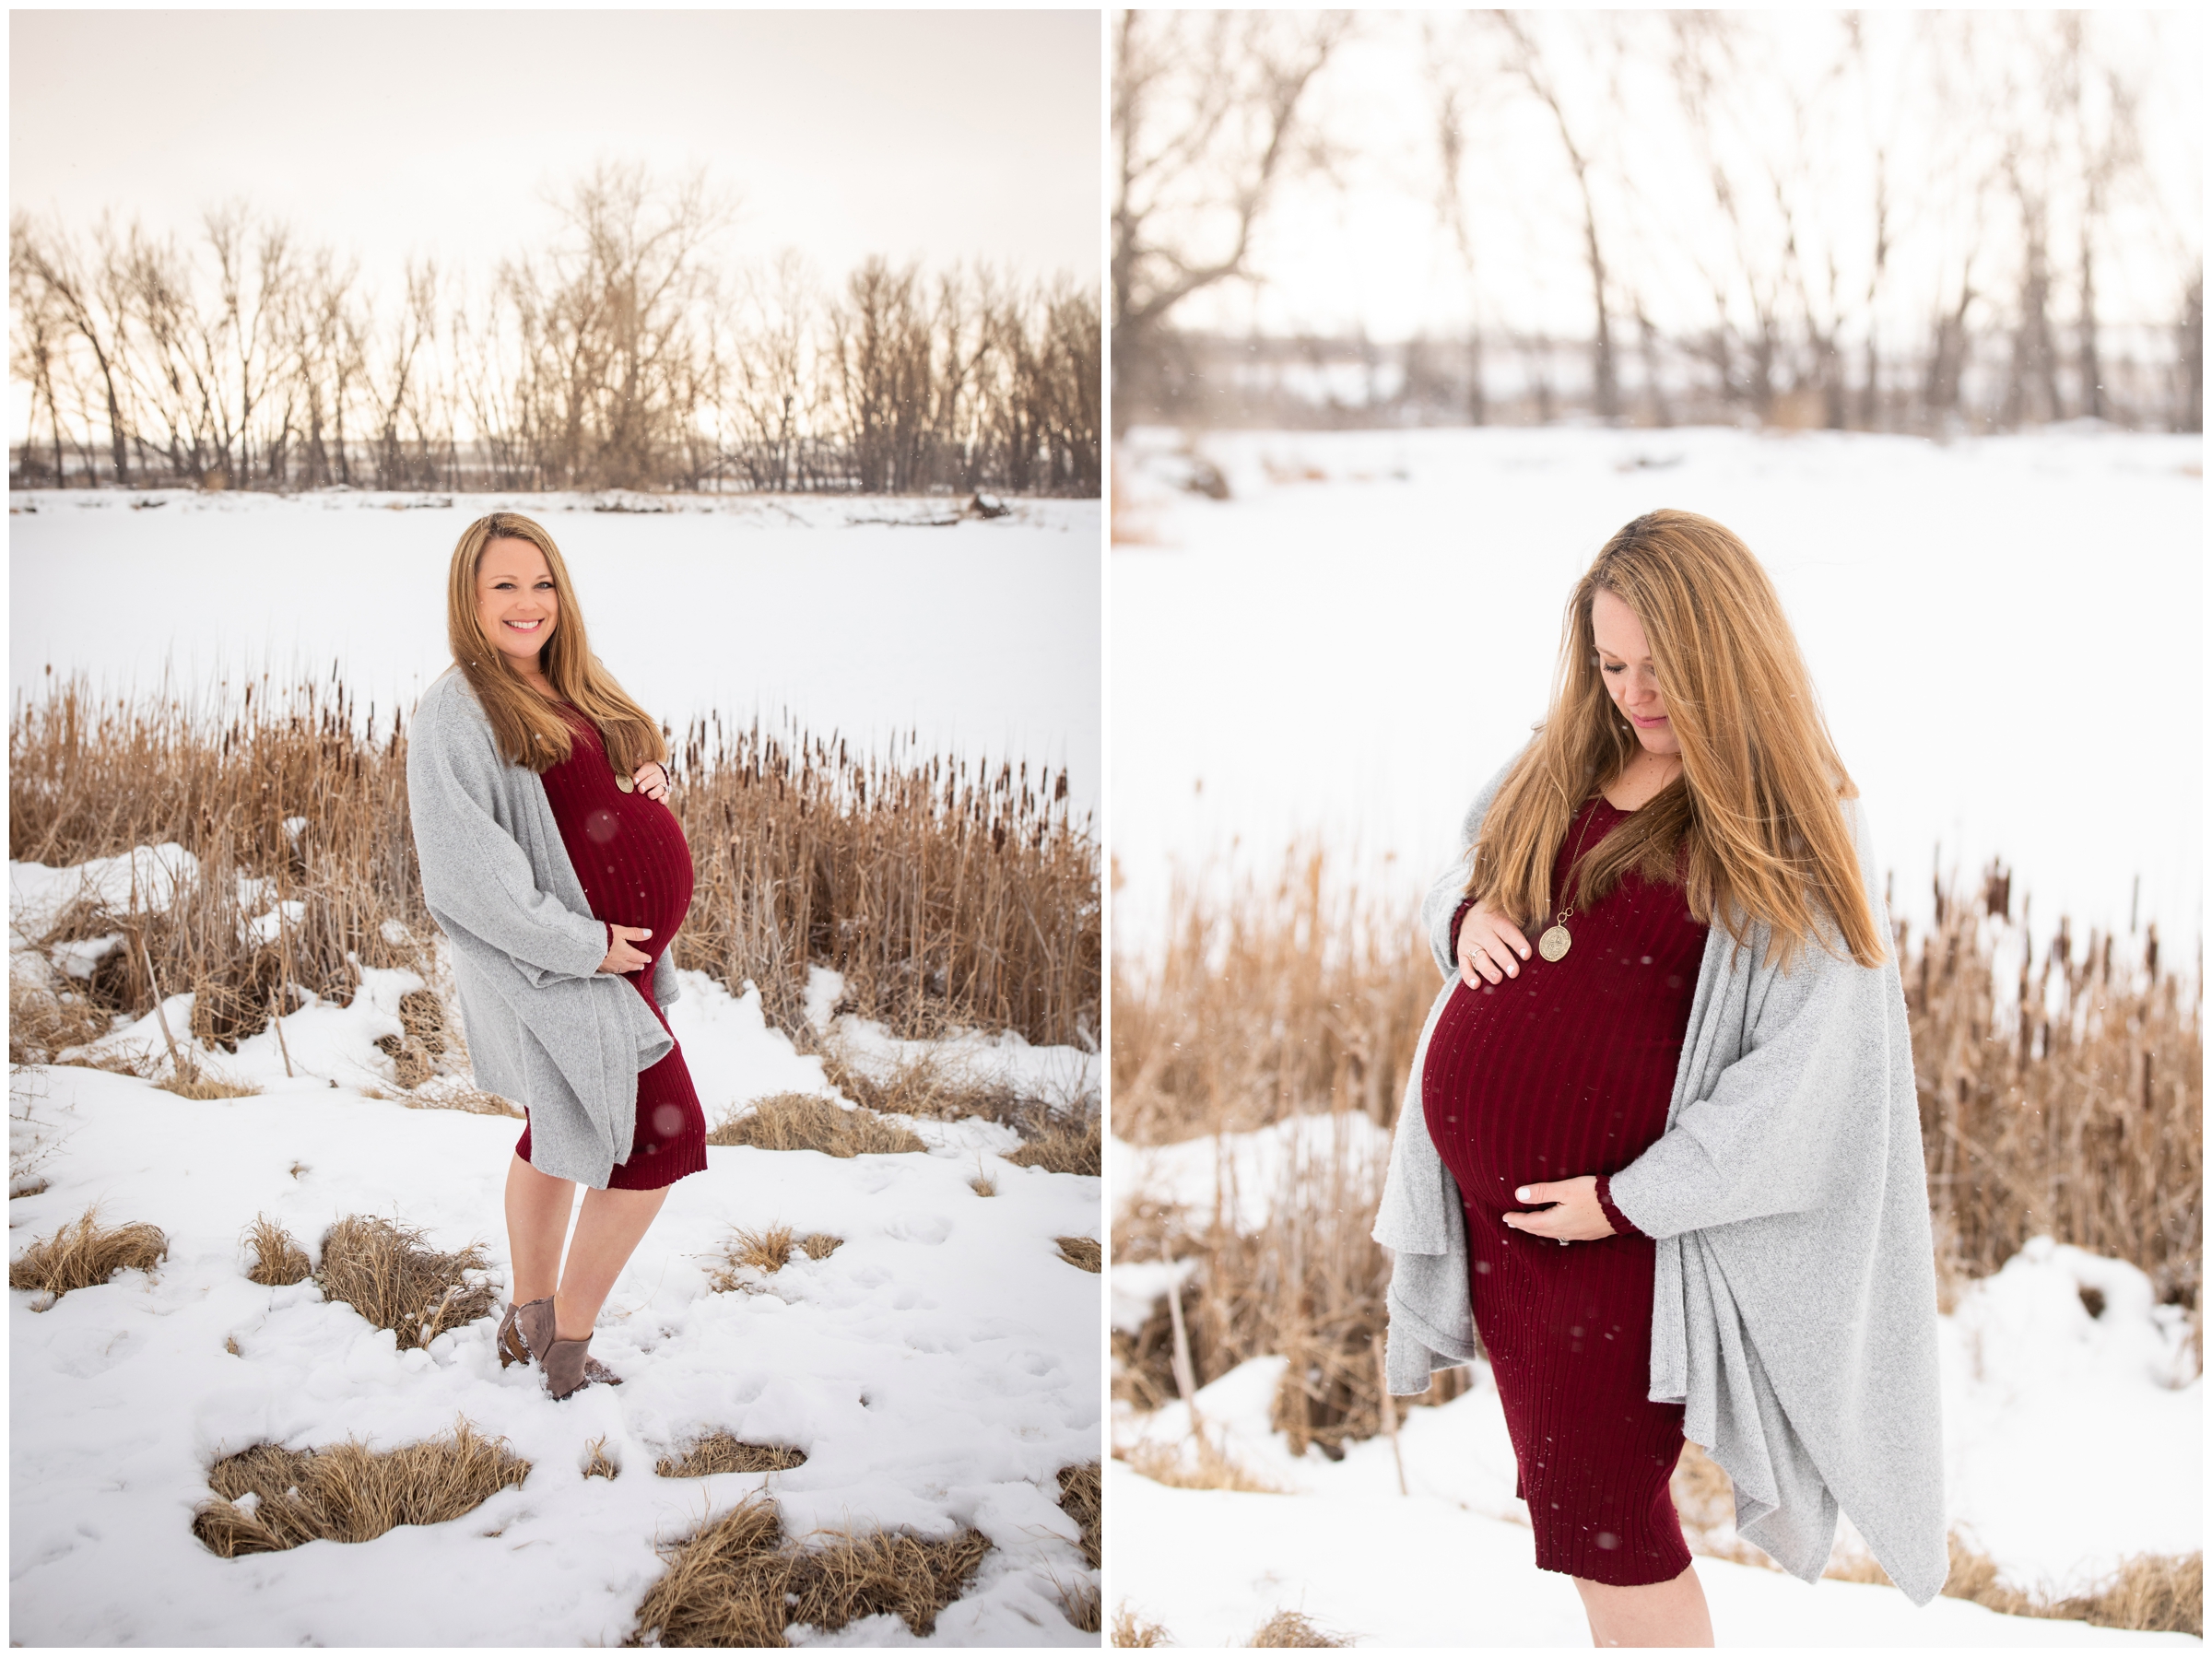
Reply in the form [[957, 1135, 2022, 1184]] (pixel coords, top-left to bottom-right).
[[570, 800, 696, 945], [1424, 978, 1680, 1213]]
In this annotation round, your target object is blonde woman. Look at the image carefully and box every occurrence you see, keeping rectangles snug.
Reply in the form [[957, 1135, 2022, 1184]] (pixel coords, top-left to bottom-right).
[[406, 512, 699, 1400], [1374, 511, 1945, 1646]]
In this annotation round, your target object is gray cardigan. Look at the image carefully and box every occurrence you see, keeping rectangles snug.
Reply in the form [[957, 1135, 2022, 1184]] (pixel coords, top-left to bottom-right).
[[405, 665, 678, 1188], [1372, 754, 1947, 1604]]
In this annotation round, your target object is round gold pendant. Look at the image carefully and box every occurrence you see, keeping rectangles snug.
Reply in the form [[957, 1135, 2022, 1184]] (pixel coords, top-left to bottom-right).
[[615, 772, 635, 793], [1537, 925, 1571, 962]]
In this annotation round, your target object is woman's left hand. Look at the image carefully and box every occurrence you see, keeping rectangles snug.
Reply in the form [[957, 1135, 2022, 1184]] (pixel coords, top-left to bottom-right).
[[632, 761, 671, 802], [1501, 1175, 1617, 1242]]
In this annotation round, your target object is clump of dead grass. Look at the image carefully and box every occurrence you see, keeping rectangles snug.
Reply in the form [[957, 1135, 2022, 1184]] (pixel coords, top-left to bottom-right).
[[1055, 1235, 1102, 1273], [583, 1437, 620, 1480], [1247, 1609, 1351, 1647], [800, 1232, 842, 1261], [1057, 1462, 1100, 1569], [629, 1492, 990, 1645], [1057, 1577, 1104, 1634], [190, 1417, 529, 1556], [1005, 1107, 1102, 1176], [1112, 1603, 1173, 1646], [708, 1092, 926, 1158], [243, 1215, 312, 1287], [717, 1225, 795, 1283], [315, 1214, 496, 1350], [655, 1432, 809, 1478], [1119, 1434, 1285, 1496], [9, 1205, 167, 1301], [401, 1081, 524, 1119]]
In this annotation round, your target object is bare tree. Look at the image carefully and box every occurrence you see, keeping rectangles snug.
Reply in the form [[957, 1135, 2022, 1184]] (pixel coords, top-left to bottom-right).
[[1111, 8, 1348, 433]]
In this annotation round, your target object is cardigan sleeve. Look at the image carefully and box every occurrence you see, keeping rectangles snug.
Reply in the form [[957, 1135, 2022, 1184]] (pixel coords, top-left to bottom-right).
[[1605, 933, 1885, 1240], [406, 692, 610, 987]]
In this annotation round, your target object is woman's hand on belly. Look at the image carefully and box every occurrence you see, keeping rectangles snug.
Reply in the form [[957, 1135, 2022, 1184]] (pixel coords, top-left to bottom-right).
[[1500, 1175, 1617, 1242]]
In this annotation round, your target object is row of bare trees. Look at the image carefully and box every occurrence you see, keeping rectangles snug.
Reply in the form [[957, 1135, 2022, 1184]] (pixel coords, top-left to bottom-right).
[[1114, 10, 2202, 435], [11, 164, 1100, 495]]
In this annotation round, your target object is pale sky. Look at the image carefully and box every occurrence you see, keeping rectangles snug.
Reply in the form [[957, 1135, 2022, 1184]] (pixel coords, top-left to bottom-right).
[[10, 9, 1100, 290]]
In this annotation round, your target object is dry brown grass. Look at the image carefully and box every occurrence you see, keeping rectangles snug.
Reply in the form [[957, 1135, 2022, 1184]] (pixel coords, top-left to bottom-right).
[[1056, 1235, 1102, 1273], [1057, 1577, 1105, 1634], [707, 1092, 926, 1158], [190, 1417, 529, 1556], [401, 1082, 524, 1119], [800, 1232, 842, 1261], [706, 1225, 801, 1291], [583, 1437, 620, 1480], [9, 1206, 167, 1301], [1005, 1108, 1103, 1176], [1112, 848, 2203, 1459], [629, 1493, 991, 1645], [1247, 1609, 1352, 1647], [1120, 1434, 1287, 1495], [1112, 1603, 1173, 1646], [655, 1432, 809, 1477], [9, 673, 1097, 1084], [315, 1214, 497, 1350], [1057, 1461, 1101, 1569], [243, 1215, 312, 1287]]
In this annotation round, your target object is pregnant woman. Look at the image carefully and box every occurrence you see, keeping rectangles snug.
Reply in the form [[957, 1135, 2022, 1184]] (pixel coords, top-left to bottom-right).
[[406, 511, 704, 1401], [1374, 511, 1945, 1646]]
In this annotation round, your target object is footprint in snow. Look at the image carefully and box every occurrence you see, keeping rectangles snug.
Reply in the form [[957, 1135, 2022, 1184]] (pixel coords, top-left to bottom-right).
[[884, 1213, 950, 1245]]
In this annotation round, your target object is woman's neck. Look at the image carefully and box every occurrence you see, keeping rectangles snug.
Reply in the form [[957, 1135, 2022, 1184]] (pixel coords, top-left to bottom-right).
[[1602, 748, 1683, 812]]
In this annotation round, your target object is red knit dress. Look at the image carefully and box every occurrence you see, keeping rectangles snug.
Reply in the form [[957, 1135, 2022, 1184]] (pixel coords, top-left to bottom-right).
[[513, 701, 708, 1191], [1422, 793, 1708, 1586]]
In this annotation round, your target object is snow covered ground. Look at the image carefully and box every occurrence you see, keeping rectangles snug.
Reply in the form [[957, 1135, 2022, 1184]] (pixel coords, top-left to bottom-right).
[[1108, 1117, 2201, 1647], [8, 488, 1100, 822], [9, 852, 1102, 1645], [1112, 424, 2201, 964]]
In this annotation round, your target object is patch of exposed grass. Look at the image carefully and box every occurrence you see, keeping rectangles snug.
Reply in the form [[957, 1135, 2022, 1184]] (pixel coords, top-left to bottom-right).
[[401, 1081, 524, 1119], [155, 1065, 262, 1100], [800, 1233, 842, 1261], [655, 1432, 809, 1478], [1057, 1462, 1100, 1569], [190, 1417, 529, 1556], [1120, 1434, 1286, 1496], [708, 1092, 926, 1158], [1055, 1235, 1102, 1273], [9, 1206, 167, 1301], [243, 1215, 312, 1287], [1248, 1609, 1351, 1647], [1056, 1577, 1103, 1634], [1112, 1603, 1173, 1647], [1005, 1110, 1101, 1177], [315, 1214, 496, 1351], [629, 1493, 990, 1645], [727, 1225, 795, 1276], [583, 1437, 619, 1480], [1942, 1534, 2202, 1635]]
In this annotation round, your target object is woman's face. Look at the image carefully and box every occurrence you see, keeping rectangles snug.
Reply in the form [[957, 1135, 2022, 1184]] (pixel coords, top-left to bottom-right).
[[1591, 587, 1681, 758], [476, 535, 559, 674]]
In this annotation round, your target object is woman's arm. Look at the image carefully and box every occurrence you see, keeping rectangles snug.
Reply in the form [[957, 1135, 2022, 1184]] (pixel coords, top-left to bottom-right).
[[406, 694, 610, 986]]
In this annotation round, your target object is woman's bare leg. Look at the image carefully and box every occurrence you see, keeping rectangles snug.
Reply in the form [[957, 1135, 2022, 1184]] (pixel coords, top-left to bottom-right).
[[553, 1184, 671, 1342], [504, 1154, 576, 1305], [1573, 1564, 1714, 1648]]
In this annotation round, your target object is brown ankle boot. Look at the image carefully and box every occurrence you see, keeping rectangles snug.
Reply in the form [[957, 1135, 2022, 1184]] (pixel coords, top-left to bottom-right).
[[500, 1297, 552, 1369], [542, 1334, 622, 1400], [513, 1297, 558, 1368]]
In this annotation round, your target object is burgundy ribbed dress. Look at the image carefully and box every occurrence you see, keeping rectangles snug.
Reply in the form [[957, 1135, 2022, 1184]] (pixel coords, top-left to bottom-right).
[[513, 701, 708, 1191], [1422, 793, 1708, 1586]]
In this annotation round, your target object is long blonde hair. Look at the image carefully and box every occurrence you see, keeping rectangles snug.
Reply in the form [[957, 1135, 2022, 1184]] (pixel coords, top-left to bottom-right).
[[442, 511, 669, 777], [1464, 509, 1884, 970]]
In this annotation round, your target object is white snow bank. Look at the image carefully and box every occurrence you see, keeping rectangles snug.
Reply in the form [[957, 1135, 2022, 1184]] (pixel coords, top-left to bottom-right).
[[9, 841, 198, 930]]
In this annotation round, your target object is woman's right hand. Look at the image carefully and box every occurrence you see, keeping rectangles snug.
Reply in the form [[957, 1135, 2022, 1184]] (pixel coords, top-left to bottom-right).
[[599, 923, 653, 974], [1457, 903, 1532, 987]]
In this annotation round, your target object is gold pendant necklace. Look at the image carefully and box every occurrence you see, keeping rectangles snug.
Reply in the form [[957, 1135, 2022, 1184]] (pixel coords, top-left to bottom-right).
[[1536, 805, 1602, 962]]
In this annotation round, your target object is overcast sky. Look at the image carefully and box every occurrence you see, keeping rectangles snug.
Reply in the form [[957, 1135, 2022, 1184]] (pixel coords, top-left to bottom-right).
[[10, 9, 1100, 290]]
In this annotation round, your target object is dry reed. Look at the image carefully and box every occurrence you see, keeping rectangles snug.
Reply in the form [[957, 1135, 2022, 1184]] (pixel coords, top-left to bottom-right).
[[629, 1493, 991, 1646], [706, 1093, 926, 1158], [190, 1417, 529, 1556], [315, 1215, 497, 1350], [9, 1206, 167, 1300], [8, 672, 1097, 1079], [1112, 847, 2202, 1457], [243, 1215, 312, 1287], [656, 1433, 809, 1477]]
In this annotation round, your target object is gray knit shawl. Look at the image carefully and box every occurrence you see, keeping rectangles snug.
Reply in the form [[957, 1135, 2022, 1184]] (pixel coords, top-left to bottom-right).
[[405, 665, 678, 1188], [1372, 754, 1948, 1604]]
